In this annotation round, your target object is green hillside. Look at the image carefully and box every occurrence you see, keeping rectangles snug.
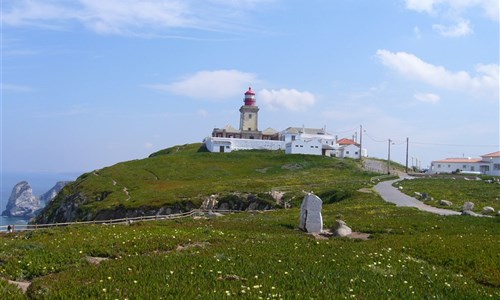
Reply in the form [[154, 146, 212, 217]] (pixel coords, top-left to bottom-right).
[[2, 193, 499, 299], [34, 143, 374, 223]]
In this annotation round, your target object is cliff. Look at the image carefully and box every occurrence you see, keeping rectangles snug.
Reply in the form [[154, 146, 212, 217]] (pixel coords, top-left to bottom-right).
[[39, 181, 71, 207], [2, 181, 40, 218]]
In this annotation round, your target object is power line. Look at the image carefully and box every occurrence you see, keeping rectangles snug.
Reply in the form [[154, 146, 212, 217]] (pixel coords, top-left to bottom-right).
[[411, 141, 498, 148]]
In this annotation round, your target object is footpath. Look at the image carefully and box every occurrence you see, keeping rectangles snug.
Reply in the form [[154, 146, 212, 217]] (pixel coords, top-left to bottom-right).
[[363, 158, 460, 216], [374, 176, 461, 216]]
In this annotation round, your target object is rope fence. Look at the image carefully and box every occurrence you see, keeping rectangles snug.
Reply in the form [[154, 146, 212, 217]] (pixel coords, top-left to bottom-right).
[[0, 209, 253, 233]]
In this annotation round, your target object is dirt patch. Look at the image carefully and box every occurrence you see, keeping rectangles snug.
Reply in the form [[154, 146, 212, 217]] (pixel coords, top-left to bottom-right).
[[311, 229, 371, 240], [282, 163, 303, 170], [255, 167, 270, 173], [217, 274, 247, 281], [86, 256, 110, 265], [8, 280, 31, 294], [357, 188, 373, 194], [176, 242, 210, 251]]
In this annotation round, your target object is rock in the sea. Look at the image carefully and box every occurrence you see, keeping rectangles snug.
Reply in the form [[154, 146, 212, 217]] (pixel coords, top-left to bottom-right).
[[332, 220, 352, 237], [39, 181, 70, 207], [439, 200, 453, 207], [1, 181, 40, 218]]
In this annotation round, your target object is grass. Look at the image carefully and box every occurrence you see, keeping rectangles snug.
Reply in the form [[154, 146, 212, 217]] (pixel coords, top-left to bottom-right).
[[36, 144, 376, 222], [1, 192, 499, 299], [395, 176, 500, 213]]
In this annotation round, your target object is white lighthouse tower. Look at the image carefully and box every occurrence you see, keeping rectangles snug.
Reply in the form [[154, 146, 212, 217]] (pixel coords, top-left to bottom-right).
[[239, 87, 261, 139]]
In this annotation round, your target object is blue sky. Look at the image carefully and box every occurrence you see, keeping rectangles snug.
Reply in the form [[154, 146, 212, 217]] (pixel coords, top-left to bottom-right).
[[1, 0, 499, 173]]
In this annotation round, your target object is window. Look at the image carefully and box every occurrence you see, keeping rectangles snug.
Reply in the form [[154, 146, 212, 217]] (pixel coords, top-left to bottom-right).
[[248, 128, 251, 131], [292, 135, 296, 141], [249, 114, 252, 119], [437, 164, 441, 168], [463, 165, 467, 169], [471, 166, 475, 171], [494, 164, 500, 170]]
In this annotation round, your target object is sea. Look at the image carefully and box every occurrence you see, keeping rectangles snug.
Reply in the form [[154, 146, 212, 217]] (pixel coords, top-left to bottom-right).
[[0, 171, 81, 227]]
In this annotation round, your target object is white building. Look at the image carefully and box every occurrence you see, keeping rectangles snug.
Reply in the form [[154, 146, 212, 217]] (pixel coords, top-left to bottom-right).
[[429, 151, 500, 176], [333, 138, 367, 159], [204, 87, 369, 158], [281, 127, 336, 156], [205, 87, 282, 153]]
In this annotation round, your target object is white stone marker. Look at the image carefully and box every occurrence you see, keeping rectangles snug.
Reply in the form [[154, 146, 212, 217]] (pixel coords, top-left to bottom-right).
[[299, 193, 323, 233]]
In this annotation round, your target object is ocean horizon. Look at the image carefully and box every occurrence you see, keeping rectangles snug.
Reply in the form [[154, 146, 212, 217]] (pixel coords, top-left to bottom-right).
[[1, 171, 82, 226]]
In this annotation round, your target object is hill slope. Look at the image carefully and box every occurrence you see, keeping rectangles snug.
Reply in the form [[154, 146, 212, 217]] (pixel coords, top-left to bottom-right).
[[33, 143, 375, 223], [3, 194, 500, 298]]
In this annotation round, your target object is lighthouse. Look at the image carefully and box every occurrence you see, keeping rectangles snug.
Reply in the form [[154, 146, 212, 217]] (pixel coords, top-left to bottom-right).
[[239, 87, 260, 138]]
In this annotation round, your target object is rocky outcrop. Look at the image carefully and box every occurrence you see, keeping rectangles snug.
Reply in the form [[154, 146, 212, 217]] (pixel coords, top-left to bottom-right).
[[439, 200, 453, 207], [39, 181, 70, 207], [482, 206, 495, 214], [32, 189, 274, 224], [1, 181, 40, 218], [332, 220, 352, 237]]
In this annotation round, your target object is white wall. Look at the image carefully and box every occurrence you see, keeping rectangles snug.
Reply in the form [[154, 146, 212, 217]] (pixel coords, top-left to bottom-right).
[[285, 139, 322, 155], [342, 144, 360, 159], [429, 162, 481, 174], [205, 137, 285, 153]]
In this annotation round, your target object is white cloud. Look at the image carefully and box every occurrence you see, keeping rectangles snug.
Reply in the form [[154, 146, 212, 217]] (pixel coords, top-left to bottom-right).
[[147, 70, 258, 100], [405, 0, 499, 21], [3, 0, 275, 36], [258, 89, 315, 111], [1, 83, 33, 93], [405, 0, 437, 14], [376, 49, 499, 98], [197, 109, 209, 117], [414, 93, 440, 104], [432, 20, 472, 37], [413, 26, 422, 38]]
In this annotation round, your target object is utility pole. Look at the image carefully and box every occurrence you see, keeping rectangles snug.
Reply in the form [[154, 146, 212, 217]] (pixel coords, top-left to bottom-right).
[[405, 137, 409, 173], [387, 139, 391, 174], [359, 124, 363, 159]]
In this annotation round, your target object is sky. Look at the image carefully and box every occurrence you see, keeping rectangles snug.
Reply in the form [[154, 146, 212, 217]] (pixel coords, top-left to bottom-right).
[[1, 0, 499, 174]]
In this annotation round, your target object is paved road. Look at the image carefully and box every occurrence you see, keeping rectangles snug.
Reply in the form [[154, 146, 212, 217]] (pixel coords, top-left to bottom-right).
[[374, 178, 461, 216]]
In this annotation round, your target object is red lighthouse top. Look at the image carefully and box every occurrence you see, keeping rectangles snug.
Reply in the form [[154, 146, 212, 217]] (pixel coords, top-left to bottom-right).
[[244, 87, 256, 106]]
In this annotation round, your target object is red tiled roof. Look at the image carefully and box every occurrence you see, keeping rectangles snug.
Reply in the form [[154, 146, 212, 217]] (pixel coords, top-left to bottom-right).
[[482, 151, 500, 157], [337, 138, 359, 146], [433, 158, 482, 163]]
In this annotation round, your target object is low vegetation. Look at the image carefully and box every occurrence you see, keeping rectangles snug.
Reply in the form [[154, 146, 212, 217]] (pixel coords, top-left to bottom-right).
[[1, 193, 499, 299], [395, 176, 500, 213], [4, 145, 498, 298], [36, 144, 375, 222]]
